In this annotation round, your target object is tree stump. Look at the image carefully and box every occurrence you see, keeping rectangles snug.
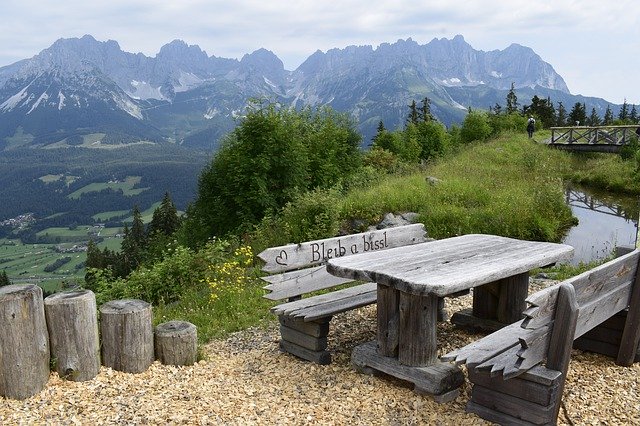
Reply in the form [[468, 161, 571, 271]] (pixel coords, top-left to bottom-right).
[[155, 321, 198, 366], [0, 284, 50, 400], [44, 290, 100, 381], [100, 299, 154, 373]]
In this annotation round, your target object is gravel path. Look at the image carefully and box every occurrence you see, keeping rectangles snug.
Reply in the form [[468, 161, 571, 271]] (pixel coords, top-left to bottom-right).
[[1, 280, 639, 425]]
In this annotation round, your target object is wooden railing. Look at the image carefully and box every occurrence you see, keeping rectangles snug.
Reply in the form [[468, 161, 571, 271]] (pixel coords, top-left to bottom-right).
[[550, 125, 639, 145]]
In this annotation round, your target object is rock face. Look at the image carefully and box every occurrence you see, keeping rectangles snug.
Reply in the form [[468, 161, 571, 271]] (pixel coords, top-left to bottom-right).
[[0, 34, 602, 149]]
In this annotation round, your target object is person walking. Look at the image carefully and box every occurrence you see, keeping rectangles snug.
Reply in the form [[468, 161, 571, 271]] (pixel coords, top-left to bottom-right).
[[527, 116, 536, 138]]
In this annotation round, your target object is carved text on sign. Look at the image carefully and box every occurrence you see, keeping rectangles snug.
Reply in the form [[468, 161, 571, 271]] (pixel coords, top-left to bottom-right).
[[311, 232, 388, 262]]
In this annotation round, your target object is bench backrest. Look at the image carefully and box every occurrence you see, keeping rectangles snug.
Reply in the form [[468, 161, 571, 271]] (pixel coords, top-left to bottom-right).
[[444, 249, 640, 377], [258, 224, 427, 301]]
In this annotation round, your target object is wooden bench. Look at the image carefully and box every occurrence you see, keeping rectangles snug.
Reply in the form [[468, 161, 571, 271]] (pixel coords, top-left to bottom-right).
[[443, 249, 640, 425], [258, 224, 427, 365]]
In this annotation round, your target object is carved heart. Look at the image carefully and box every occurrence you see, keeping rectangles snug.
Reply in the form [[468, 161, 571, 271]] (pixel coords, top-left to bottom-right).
[[275, 250, 288, 266]]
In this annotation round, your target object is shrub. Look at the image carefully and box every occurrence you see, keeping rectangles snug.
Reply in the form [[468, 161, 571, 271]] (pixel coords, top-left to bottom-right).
[[460, 111, 493, 143]]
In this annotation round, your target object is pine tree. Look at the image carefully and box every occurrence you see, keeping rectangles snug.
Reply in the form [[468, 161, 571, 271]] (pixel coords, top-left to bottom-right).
[[556, 102, 568, 126], [618, 99, 629, 121], [587, 108, 601, 126], [121, 206, 146, 273], [0, 270, 10, 287], [406, 100, 419, 125], [148, 193, 180, 237], [506, 82, 518, 114], [568, 102, 586, 126], [604, 105, 614, 125], [419, 97, 434, 122], [630, 105, 638, 123]]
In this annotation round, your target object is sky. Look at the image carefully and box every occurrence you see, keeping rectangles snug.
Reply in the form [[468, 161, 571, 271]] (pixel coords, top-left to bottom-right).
[[1, 0, 638, 104]]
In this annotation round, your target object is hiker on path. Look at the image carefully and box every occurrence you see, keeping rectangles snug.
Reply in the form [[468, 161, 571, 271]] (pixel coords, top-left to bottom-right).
[[527, 116, 535, 138]]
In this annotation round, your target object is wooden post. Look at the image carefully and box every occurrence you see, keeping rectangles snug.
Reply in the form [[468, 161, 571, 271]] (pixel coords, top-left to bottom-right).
[[155, 321, 198, 366], [100, 299, 154, 373], [377, 284, 399, 357], [0, 284, 50, 400], [546, 283, 579, 424], [398, 292, 438, 366], [44, 290, 100, 381], [617, 258, 640, 366]]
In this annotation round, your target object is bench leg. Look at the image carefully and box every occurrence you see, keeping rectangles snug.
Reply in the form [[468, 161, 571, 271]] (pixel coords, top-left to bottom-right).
[[278, 316, 332, 365]]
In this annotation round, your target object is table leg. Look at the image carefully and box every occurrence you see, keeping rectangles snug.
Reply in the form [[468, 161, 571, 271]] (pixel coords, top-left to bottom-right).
[[472, 272, 529, 324], [377, 284, 399, 357], [398, 292, 438, 366]]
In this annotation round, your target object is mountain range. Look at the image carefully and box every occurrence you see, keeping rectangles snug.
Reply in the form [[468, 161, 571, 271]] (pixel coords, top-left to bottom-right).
[[0, 34, 619, 151]]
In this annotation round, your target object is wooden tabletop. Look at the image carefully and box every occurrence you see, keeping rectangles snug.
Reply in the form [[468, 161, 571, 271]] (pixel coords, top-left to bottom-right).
[[326, 234, 574, 297]]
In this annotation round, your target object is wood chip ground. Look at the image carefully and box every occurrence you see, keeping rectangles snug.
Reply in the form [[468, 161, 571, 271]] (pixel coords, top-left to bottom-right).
[[1, 279, 638, 425]]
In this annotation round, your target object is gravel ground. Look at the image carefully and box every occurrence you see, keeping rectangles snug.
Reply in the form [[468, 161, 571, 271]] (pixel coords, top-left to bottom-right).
[[1, 279, 639, 425]]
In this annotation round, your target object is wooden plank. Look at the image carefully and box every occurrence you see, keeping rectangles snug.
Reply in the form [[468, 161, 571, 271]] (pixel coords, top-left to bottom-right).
[[278, 316, 330, 338], [279, 340, 331, 365], [351, 341, 464, 396], [279, 325, 327, 351], [617, 259, 640, 365], [271, 282, 376, 316], [294, 290, 377, 322], [262, 265, 353, 301], [441, 321, 523, 365], [471, 385, 555, 424], [327, 234, 573, 297], [258, 224, 427, 273], [545, 284, 578, 424], [466, 401, 535, 426], [467, 366, 560, 406], [522, 250, 639, 329]]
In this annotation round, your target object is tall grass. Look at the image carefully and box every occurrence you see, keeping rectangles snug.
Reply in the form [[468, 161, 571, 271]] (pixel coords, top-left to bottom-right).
[[339, 133, 576, 241], [563, 152, 640, 193]]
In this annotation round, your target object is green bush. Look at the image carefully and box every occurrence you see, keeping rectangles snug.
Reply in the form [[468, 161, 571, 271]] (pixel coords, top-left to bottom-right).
[[460, 110, 493, 143], [184, 102, 363, 243]]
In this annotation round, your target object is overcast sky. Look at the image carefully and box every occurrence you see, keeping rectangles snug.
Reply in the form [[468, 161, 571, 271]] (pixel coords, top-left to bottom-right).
[[1, 0, 638, 104]]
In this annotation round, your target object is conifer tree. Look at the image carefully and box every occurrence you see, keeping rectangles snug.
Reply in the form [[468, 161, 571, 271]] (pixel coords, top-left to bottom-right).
[[568, 102, 586, 126], [506, 82, 518, 114], [148, 193, 180, 237], [419, 97, 434, 122], [603, 105, 614, 125], [556, 102, 568, 126], [0, 270, 10, 287], [121, 206, 146, 273], [618, 99, 629, 121], [587, 108, 601, 126], [630, 105, 638, 123], [407, 100, 419, 125]]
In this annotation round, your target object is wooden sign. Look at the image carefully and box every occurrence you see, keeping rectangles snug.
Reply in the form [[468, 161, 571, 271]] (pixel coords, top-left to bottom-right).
[[257, 223, 426, 273]]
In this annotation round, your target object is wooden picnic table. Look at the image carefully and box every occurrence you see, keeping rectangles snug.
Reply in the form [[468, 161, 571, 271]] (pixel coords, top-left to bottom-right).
[[326, 233, 574, 400]]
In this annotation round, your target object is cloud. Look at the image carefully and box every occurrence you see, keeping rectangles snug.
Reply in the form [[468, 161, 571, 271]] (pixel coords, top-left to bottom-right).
[[1, 0, 638, 102]]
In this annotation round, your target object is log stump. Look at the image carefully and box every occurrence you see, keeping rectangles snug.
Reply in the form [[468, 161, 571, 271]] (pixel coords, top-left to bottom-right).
[[100, 299, 154, 373], [0, 284, 50, 400], [44, 290, 100, 381], [155, 321, 198, 366]]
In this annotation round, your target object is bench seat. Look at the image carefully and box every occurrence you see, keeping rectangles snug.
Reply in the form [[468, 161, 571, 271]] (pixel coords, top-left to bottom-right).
[[271, 282, 377, 321]]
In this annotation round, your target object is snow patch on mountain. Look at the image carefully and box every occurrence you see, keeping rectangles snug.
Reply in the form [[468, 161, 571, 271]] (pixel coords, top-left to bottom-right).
[[113, 95, 143, 119], [1, 83, 32, 111], [175, 71, 205, 93], [128, 80, 165, 100], [204, 107, 219, 119], [57, 91, 66, 110], [27, 91, 49, 114]]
